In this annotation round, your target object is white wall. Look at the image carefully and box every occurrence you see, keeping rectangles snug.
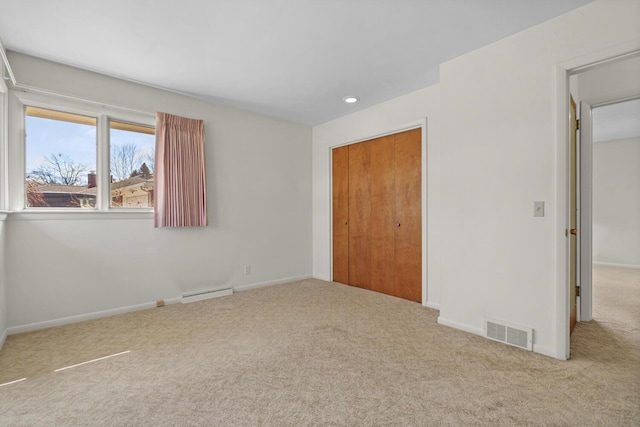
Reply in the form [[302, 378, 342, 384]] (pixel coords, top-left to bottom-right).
[[312, 84, 441, 308], [437, 0, 639, 358], [6, 52, 312, 332], [0, 216, 7, 347], [593, 137, 640, 267], [312, 0, 640, 359]]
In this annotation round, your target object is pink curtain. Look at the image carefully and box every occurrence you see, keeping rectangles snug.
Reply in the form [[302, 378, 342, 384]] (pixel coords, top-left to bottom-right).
[[154, 112, 207, 227]]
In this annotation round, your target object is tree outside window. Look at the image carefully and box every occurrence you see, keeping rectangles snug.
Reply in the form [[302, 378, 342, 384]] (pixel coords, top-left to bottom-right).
[[109, 120, 155, 208], [25, 107, 96, 208]]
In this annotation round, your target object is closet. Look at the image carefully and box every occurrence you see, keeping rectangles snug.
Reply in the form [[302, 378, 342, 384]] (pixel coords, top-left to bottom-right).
[[332, 128, 421, 303]]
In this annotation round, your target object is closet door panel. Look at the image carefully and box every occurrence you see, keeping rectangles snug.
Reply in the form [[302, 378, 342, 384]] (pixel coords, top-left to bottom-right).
[[394, 128, 422, 302], [333, 234, 349, 284], [349, 237, 371, 289], [371, 193, 394, 295], [348, 142, 371, 289], [332, 146, 350, 284], [395, 235, 422, 302], [370, 135, 395, 195], [370, 135, 395, 295], [394, 128, 422, 238], [371, 236, 395, 295]]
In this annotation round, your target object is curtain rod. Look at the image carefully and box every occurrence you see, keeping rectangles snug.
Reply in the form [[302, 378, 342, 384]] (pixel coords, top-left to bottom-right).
[[0, 36, 17, 86], [14, 83, 154, 118]]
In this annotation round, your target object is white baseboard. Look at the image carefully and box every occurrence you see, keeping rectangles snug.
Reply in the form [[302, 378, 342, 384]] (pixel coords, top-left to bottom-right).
[[182, 288, 233, 303], [593, 261, 640, 270], [531, 345, 561, 360], [424, 301, 440, 310], [233, 275, 313, 292], [6, 275, 313, 335], [7, 297, 181, 335], [436, 316, 485, 336], [438, 316, 563, 360]]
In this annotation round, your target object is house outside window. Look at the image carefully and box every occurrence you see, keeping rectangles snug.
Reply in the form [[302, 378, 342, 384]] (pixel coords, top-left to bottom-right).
[[109, 120, 155, 208]]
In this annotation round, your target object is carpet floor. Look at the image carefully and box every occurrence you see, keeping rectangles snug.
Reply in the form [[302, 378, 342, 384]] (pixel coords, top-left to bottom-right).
[[0, 266, 638, 426]]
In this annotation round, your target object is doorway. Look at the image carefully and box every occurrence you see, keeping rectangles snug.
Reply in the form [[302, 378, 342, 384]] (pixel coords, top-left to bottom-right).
[[566, 52, 640, 353], [590, 98, 640, 321]]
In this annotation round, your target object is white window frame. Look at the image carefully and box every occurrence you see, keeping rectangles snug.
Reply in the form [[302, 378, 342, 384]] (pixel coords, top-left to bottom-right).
[[12, 91, 155, 219], [0, 98, 7, 216], [0, 68, 8, 215]]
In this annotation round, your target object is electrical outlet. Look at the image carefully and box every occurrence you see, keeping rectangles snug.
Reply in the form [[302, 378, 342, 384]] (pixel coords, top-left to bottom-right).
[[534, 201, 544, 217], [244, 264, 251, 275]]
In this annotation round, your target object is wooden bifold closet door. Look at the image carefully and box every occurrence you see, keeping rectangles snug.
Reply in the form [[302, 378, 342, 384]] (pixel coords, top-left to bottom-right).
[[332, 128, 421, 303], [332, 145, 350, 285]]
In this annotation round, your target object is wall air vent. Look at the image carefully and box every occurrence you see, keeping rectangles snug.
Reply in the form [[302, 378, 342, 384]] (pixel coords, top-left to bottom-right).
[[485, 317, 533, 351]]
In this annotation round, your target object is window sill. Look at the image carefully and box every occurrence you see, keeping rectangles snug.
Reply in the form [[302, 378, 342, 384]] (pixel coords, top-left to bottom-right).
[[7, 209, 154, 221]]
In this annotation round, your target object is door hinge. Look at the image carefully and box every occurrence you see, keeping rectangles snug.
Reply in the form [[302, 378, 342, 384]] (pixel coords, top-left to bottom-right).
[[576, 119, 580, 130], [576, 286, 581, 297], [565, 229, 568, 237]]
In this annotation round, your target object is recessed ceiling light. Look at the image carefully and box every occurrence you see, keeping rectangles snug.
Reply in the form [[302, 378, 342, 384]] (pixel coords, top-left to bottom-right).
[[343, 96, 359, 104]]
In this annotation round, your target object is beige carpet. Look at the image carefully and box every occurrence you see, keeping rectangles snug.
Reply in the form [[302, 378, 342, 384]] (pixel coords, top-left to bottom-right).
[[0, 267, 638, 426]]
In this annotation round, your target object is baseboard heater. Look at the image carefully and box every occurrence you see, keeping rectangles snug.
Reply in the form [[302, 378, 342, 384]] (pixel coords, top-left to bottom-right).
[[181, 288, 233, 304], [485, 317, 533, 351]]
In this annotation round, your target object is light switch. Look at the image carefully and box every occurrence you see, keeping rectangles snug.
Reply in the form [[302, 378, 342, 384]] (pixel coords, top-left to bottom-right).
[[534, 201, 544, 217]]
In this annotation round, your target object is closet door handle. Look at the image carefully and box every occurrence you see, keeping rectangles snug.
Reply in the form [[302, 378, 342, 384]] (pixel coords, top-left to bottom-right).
[[396, 223, 401, 227]]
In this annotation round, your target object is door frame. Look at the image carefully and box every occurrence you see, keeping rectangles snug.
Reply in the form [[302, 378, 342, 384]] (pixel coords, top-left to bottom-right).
[[329, 118, 428, 305], [555, 44, 640, 360], [578, 100, 593, 323]]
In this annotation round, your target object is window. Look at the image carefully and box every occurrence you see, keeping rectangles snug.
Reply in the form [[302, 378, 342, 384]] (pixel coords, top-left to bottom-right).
[[109, 120, 155, 208], [18, 92, 155, 212], [25, 107, 97, 208]]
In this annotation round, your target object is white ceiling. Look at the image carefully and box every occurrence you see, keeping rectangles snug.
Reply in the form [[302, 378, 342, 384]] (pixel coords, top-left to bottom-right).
[[0, 0, 595, 126]]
